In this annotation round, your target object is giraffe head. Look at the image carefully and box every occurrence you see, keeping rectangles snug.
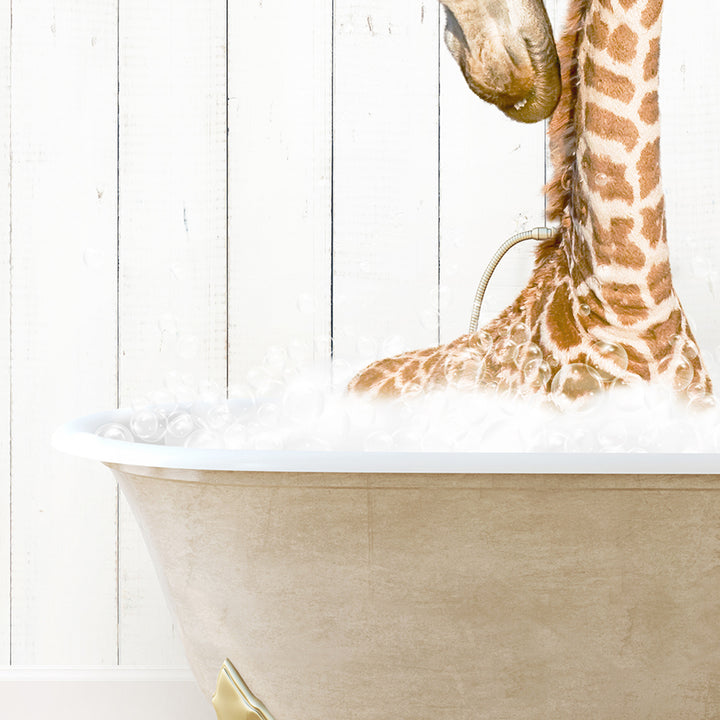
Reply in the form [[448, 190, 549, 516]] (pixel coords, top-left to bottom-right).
[[441, 0, 561, 122]]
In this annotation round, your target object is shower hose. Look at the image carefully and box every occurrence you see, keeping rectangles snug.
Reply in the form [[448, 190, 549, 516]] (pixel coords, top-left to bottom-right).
[[468, 226, 556, 334]]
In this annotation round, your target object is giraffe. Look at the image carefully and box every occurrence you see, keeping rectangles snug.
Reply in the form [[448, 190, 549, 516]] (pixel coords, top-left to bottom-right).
[[349, 0, 712, 404]]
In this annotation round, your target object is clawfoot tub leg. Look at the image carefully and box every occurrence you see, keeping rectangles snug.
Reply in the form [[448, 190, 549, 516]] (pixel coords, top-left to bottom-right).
[[212, 659, 275, 720]]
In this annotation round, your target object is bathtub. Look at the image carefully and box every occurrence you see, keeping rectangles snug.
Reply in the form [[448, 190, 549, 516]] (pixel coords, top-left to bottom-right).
[[54, 409, 720, 719]]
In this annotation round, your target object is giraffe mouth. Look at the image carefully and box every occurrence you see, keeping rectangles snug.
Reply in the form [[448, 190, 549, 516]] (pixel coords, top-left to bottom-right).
[[442, 3, 561, 123]]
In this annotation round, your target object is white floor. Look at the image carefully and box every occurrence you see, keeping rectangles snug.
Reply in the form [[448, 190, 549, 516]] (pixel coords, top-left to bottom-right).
[[0, 667, 216, 720]]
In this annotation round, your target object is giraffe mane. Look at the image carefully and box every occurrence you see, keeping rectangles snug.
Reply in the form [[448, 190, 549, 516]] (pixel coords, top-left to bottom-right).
[[543, 0, 589, 225]]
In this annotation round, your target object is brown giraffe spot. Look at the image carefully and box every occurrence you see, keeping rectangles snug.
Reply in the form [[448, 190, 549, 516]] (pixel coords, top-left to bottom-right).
[[350, 365, 385, 392], [583, 56, 634, 103], [415, 347, 436, 358], [602, 282, 649, 325], [642, 309, 682, 360], [377, 377, 399, 397], [585, 102, 639, 152], [646, 260, 672, 305], [422, 352, 441, 375], [637, 138, 661, 199], [607, 24, 638, 64], [641, 198, 666, 247], [624, 344, 652, 381], [582, 148, 634, 202], [400, 360, 421, 384], [639, 91, 659, 124], [641, 0, 663, 28], [587, 12, 609, 50], [546, 284, 582, 351], [593, 216, 646, 269], [644, 38, 660, 81], [617, 0, 638, 9]]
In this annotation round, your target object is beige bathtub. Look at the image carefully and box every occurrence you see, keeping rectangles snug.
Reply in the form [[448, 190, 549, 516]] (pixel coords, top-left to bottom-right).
[[55, 410, 720, 719]]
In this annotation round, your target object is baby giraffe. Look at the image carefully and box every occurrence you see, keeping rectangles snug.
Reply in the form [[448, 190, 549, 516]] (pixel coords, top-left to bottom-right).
[[349, 0, 711, 401]]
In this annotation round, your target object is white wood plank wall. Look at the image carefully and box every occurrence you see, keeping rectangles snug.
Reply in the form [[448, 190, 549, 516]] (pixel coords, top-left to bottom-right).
[[1, 0, 719, 708]]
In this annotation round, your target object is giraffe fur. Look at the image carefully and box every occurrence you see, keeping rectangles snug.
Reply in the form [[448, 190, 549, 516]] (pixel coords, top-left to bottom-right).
[[349, 0, 712, 402]]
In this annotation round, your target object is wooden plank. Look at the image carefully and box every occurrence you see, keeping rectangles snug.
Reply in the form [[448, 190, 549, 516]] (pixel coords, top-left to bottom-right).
[[438, 6, 546, 343], [227, 0, 332, 380], [332, 0, 441, 369], [118, 0, 227, 665], [10, 0, 118, 664], [659, 0, 720, 372], [0, 0, 10, 666]]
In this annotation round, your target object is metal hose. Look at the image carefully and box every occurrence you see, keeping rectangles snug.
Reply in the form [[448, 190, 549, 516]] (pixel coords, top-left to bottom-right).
[[468, 226, 556, 333]]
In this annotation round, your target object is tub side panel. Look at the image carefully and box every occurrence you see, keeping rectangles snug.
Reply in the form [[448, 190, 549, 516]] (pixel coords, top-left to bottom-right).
[[10, 0, 119, 664], [117, 0, 228, 666], [112, 470, 720, 719]]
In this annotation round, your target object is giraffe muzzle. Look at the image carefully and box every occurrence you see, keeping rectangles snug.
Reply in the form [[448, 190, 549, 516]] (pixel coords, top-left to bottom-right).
[[441, 0, 561, 123]]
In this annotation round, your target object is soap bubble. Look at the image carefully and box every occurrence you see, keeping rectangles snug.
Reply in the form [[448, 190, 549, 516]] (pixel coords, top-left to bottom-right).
[[96, 422, 133, 442], [468, 330, 493, 356], [264, 345, 288, 376], [595, 172, 609, 187], [579, 303, 591, 317], [682, 341, 700, 360], [508, 321, 531, 346], [687, 381, 708, 401], [658, 355, 694, 393], [523, 359, 552, 391], [246, 366, 279, 397], [165, 411, 195, 441], [357, 336, 378, 360], [420, 306, 439, 331], [165, 371, 197, 406], [590, 340, 629, 381], [550, 363, 603, 411], [514, 341, 543, 366], [197, 380, 224, 405], [688, 394, 716, 412], [130, 408, 165, 442], [444, 348, 484, 390], [204, 402, 235, 432], [381, 335, 406, 358], [147, 389, 177, 417], [228, 381, 255, 401]]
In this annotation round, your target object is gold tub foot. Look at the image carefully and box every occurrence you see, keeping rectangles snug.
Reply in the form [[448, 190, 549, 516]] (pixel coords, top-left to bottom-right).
[[212, 659, 275, 720]]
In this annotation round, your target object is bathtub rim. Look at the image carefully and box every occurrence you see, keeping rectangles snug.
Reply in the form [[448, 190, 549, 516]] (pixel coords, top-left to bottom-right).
[[52, 408, 720, 475]]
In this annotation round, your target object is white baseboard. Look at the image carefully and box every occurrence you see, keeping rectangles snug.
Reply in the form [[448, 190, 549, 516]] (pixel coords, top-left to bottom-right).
[[0, 667, 216, 720]]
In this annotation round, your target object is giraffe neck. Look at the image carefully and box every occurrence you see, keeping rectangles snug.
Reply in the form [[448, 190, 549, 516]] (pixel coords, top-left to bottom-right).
[[566, 0, 670, 337]]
